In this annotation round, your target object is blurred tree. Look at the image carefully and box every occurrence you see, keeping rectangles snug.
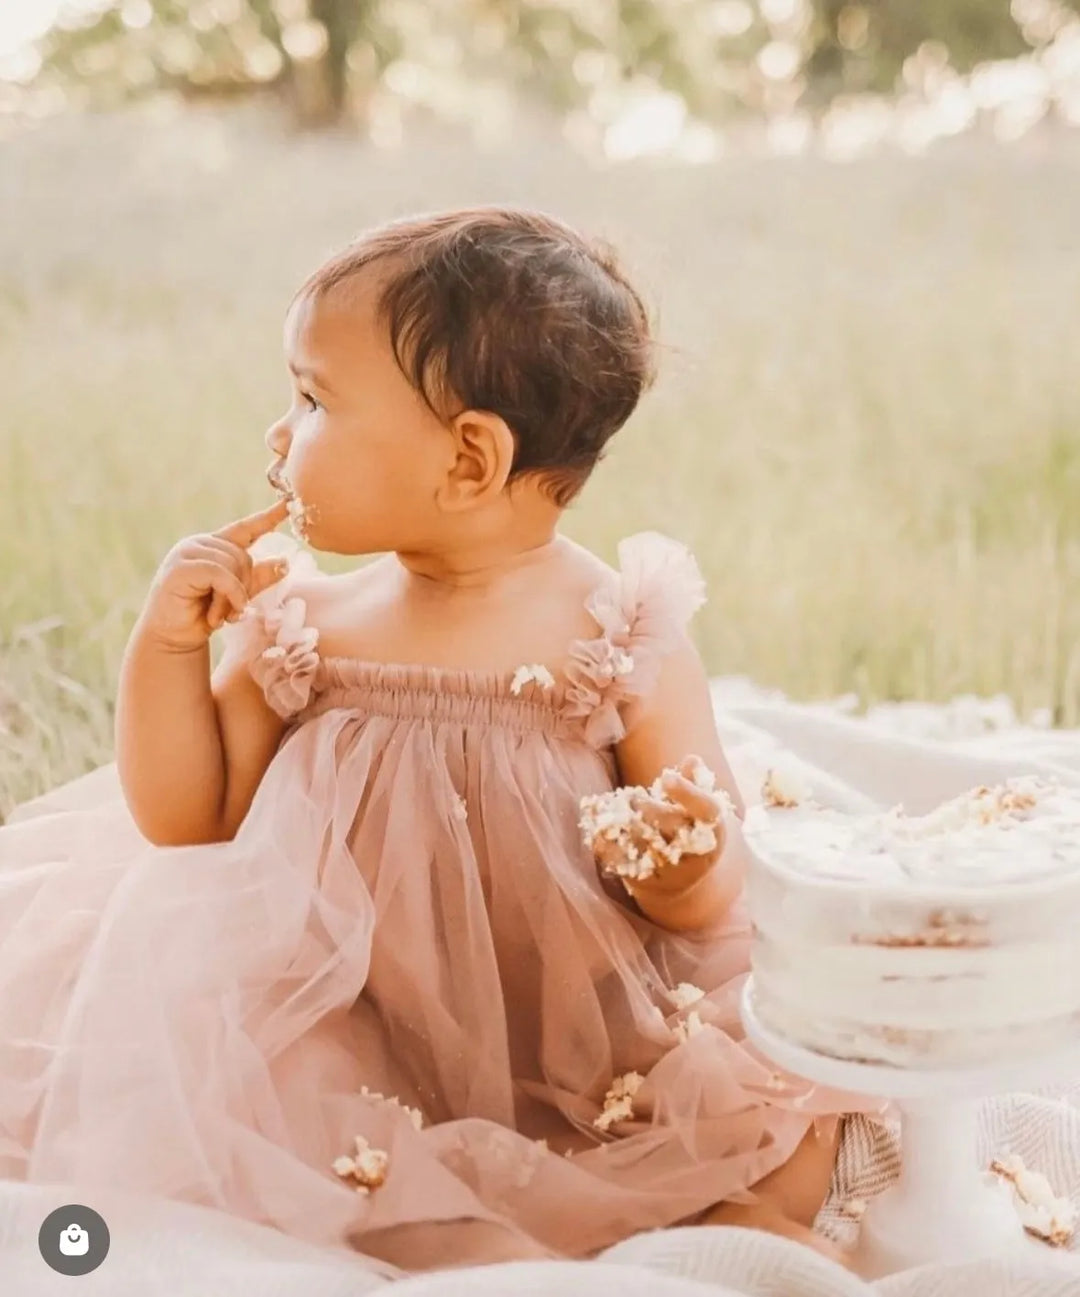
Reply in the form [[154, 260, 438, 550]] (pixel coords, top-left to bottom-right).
[[803, 0, 1033, 102], [33, 0, 399, 127], [24, 0, 1080, 131]]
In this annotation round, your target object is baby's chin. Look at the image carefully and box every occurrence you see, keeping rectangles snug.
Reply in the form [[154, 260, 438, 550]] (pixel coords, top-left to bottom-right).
[[293, 516, 393, 558], [274, 487, 399, 557]]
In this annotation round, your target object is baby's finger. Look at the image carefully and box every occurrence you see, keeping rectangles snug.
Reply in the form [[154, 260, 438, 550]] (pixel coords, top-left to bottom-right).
[[248, 557, 290, 597], [206, 589, 230, 630], [677, 754, 715, 788], [176, 541, 250, 628], [591, 835, 623, 872], [214, 498, 290, 550], [636, 794, 691, 839], [659, 771, 724, 823], [199, 535, 254, 585], [626, 817, 664, 863], [176, 560, 250, 623]]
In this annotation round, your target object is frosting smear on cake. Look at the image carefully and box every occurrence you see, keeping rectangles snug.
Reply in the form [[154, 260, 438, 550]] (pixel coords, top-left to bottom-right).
[[744, 775, 1080, 1067], [745, 776, 1076, 890]]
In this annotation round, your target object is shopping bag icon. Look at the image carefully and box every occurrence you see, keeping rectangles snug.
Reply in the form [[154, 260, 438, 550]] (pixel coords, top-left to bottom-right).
[[58, 1224, 89, 1256]]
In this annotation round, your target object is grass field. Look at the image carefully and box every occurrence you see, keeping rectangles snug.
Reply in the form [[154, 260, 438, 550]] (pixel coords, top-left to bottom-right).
[[2, 104, 1080, 818]]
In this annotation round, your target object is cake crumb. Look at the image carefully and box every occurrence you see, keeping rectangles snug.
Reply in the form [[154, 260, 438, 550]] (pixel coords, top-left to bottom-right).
[[270, 465, 316, 543], [594, 1071, 644, 1133], [991, 1154, 1077, 1246], [359, 1085, 424, 1131], [671, 982, 705, 1010], [613, 650, 635, 677], [762, 763, 813, 809], [510, 664, 556, 695], [674, 1009, 705, 1044], [333, 1136, 389, 1194]]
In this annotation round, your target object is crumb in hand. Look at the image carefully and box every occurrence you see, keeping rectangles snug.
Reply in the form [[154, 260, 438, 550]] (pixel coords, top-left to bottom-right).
[[579, 760, 731, 882]]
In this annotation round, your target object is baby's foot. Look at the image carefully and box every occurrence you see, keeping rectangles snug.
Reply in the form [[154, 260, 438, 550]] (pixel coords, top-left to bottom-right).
[[354, 1219, 553, 1270]]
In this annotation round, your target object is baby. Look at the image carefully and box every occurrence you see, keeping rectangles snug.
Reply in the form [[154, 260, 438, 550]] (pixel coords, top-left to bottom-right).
[[1, 207, 853, 1275]]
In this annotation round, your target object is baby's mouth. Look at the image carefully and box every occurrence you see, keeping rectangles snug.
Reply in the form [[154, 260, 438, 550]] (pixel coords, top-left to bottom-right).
[[267, 461, 316, 541]]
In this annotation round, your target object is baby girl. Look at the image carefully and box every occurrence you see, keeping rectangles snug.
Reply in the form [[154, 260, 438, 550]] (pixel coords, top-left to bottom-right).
[[0, 206, 854, 1275]]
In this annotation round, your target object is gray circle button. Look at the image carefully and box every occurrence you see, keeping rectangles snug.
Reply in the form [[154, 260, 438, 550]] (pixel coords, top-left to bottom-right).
[[38, 1204, 110, 1276]]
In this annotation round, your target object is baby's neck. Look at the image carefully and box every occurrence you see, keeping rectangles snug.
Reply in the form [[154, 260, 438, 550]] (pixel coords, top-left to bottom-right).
[[394, 517, 563, 596]]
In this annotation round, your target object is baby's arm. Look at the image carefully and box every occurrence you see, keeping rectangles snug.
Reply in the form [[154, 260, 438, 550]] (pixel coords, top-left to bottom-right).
[[115, 502, 290, 846], [613, 637, 747, 931]]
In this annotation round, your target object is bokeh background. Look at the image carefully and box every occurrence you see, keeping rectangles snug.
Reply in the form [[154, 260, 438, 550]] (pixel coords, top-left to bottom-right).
[[2, 0, 1080, 818]]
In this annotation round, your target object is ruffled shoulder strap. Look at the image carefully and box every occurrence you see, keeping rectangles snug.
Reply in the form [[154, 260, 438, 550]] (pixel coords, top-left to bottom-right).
[[564, 531, 706, 748], [219, 534, 321, 720]]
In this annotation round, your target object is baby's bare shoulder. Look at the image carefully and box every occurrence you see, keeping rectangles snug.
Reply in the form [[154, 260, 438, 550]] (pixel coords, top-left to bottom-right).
[[501, 541, 618, 657], [285, 560, 384, 631], [285, 543, 618, 668], [562, 539, 617, 589]]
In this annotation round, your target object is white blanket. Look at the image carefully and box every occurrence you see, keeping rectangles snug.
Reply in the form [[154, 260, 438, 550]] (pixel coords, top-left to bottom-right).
[[4, 677, 1080, 1295]]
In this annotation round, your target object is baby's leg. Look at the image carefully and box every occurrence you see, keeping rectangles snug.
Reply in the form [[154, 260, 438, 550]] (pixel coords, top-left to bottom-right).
[[355, 1218, 553, 1270], [699, 1119, 849, 1265]]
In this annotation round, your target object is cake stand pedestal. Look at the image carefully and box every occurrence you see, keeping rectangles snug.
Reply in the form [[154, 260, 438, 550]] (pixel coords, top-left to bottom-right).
[[741, 979, 1080, 1279]]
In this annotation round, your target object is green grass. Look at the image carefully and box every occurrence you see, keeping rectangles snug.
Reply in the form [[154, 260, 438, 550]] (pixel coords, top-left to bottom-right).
[[3, 105, 1080, 818]]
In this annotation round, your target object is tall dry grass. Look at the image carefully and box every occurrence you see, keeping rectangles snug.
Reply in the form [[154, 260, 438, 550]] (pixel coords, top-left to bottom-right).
[[2, 104, 1079, 816]]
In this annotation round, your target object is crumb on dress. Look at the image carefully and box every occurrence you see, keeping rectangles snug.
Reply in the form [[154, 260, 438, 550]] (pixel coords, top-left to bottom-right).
[[333, 1135, 390, 1194], [594, 1071, 644, 1133], [510, 664, 557, 696]]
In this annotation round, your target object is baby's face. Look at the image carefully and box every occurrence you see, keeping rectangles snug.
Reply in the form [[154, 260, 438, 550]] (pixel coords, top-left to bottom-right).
[[264, 284, 452, 556]]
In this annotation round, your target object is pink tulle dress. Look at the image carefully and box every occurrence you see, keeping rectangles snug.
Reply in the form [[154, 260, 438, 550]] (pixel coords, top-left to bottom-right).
[[0, 532, 850, 1273]]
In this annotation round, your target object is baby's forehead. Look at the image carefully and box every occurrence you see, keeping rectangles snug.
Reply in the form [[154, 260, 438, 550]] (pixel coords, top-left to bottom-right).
[[283, 279, 384, 365]]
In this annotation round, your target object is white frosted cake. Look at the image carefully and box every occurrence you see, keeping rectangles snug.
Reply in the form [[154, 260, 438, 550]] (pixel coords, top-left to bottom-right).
[[743, 773, 1080, 1068]]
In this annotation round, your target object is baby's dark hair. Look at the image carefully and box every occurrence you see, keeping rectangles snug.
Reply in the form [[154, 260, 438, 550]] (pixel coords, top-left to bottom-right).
[[296, 206, 658, 507]]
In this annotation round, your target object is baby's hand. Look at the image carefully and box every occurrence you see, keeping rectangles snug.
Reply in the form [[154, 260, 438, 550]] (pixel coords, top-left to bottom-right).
[[139, 499, 291, 652], [583, 756, 731, 896]]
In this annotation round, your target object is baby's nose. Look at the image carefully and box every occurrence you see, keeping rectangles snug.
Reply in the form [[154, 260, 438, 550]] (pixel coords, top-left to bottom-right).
[[265, 419, 290, 456]]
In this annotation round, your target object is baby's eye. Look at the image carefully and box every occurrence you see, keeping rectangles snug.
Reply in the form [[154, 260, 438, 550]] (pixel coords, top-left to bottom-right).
[[301, 390, 321, 413]]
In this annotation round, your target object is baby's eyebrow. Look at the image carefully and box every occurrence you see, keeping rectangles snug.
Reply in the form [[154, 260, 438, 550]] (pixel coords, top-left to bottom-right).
[[288, 360, 336, 395]]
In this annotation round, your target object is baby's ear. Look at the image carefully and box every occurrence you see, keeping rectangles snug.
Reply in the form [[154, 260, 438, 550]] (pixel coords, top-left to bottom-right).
[[437, 409, 516, 509]]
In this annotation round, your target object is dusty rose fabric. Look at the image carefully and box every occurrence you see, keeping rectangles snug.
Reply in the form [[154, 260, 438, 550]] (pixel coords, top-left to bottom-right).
[[0, 532, 871, 1274]]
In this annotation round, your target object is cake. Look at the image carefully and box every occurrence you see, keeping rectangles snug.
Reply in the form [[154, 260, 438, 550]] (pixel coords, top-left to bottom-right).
[[742, 772, 1080, 1067]]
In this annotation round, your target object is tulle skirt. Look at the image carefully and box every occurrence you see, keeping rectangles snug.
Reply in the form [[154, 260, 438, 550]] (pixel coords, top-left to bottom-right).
[[0, 702, 867, 1271]]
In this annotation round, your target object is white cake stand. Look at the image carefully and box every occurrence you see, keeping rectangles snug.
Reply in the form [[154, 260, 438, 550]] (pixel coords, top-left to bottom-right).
[[741, 979, 1080, 1278]]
